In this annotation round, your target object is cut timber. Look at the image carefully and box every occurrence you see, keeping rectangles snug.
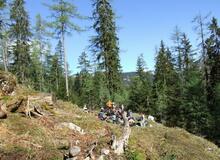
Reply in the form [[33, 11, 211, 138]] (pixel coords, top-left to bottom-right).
[[27, 93, 55, 106], [111, 111, 131, 155], [85, 141, 97, 160], [25, 94, 55, 118]]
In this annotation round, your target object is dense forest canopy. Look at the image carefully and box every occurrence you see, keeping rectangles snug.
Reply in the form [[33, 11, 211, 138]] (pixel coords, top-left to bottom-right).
[[0, 0, 220, 146]]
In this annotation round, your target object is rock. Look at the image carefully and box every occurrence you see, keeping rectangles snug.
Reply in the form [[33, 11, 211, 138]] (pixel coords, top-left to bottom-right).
[[61, 122, 85, 135], [66, 158, 78, 160], [0, 104, 7, 119], [97, 148, 110, 160], [148, 115, 155, 121], [101, 148, 110, 155], [207, 147, 213, 152], [69, 146, 81, 157], [97, 155, 104, 160]]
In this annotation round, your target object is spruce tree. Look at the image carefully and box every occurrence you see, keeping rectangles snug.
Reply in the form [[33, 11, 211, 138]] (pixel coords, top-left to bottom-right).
[[45, 0, 84, 98], [128, 54, 152, 113], [136, 53, 146, 79], [181, 33, 194, 73], [179, 34, 211, 134], [33, 14, 50, 91], [78, 51, 91, 74], [91, 0, 122, 100], [152, 41, 179, 125], [9, 0, 31, 83]]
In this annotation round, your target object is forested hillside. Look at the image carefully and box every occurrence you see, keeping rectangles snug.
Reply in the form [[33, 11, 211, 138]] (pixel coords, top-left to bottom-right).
[[0, 0, 220, 157]]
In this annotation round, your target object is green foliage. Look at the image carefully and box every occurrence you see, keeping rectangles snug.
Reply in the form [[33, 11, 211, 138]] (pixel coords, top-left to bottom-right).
[[47, 53, 66, 100], [205, 17, 220, 141], [31, 14, 51, 91], [29, 40, 42, 90], [136, 53, 146, 78], [45, 0, 84, 36], [72, 51, 93, 107], [90, 71, 110, 108], [125, 149, 145, 160], [0, 0, 6, 9], [152, 41, 178, 122], [179, 66, 212, 134]]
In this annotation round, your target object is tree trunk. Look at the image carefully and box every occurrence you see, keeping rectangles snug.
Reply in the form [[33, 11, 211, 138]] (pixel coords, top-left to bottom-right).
[[61, 32, 69, 98], [2, 37, 8, 72], [39, 40, 44, 92]]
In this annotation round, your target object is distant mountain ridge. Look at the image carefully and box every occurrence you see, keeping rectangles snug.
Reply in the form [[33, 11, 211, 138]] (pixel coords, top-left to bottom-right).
[[122, 72, 137, 84]]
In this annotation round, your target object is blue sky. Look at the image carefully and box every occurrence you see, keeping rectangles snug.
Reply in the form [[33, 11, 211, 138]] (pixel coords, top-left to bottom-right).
[[25, 0, 220, 74]]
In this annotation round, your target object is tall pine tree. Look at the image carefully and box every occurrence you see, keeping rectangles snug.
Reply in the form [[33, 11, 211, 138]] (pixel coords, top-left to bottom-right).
[[45, 0, 84, 98], [91, 0, 122, 100]]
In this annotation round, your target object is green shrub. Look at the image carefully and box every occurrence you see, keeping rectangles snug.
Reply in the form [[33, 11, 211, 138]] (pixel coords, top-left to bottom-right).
[[125, 149, 144, 160]]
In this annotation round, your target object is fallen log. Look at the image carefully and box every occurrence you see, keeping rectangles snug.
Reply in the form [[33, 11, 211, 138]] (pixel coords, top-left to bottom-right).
[[8, 98, 24, 113]]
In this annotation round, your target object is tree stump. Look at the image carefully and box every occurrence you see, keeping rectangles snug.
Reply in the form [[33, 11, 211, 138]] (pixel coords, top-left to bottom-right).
[[111, 111, 131, 155]]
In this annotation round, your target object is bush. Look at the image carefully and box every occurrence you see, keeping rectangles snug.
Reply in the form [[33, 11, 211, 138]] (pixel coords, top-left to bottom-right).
[[162, 154, 177, 160], [125, 149, 144, 160]]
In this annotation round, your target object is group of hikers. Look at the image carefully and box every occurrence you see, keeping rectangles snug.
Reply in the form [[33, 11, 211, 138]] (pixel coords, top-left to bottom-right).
[[97, 100, 148, 127]]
